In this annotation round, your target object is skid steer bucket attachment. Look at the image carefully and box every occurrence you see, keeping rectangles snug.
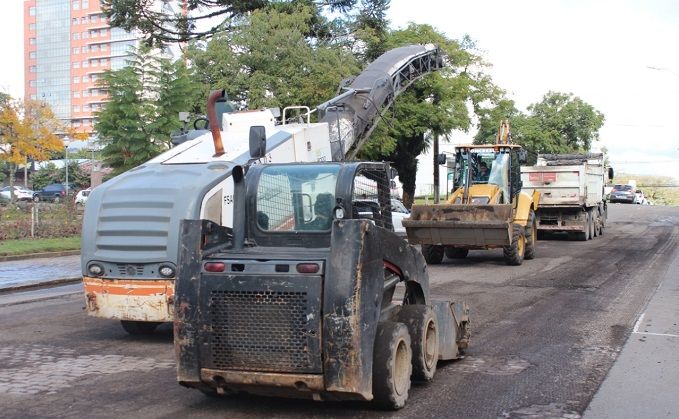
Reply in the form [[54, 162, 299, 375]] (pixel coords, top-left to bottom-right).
[[403, 204, 513, 247]]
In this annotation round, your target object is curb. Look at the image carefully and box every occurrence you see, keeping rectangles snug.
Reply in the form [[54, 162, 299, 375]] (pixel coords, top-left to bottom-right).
[[0, 250, 80, 263], [0, 277, 82, 293]]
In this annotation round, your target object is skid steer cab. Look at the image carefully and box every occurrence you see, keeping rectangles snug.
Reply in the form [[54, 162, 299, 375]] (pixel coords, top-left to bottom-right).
[[175, 162, 470, 410], [404, 122, 539, 265]]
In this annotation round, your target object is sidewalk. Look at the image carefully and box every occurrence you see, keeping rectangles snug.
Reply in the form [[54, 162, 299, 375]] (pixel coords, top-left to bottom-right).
[[584, 249, 679, 418], [0, 254, 81, 291]]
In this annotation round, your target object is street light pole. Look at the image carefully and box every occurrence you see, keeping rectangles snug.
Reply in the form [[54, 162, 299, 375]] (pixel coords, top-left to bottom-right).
[[64, 136, 70, 194]]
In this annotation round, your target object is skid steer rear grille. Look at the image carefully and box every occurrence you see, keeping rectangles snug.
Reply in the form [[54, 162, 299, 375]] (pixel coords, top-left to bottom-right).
[[208, 290, 314, 373]]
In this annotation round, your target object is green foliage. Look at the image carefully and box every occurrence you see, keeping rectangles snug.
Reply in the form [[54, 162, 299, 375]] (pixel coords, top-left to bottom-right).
[[188, 4, 361, 114], [101, 0, 358, 46], [95, 45, 197, 175], [474, 92, 605, 163], [30, 162, 89, 191]]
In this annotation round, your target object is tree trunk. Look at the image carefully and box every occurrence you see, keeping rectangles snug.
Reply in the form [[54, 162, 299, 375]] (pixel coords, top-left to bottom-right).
[[8, 163, 16, 202]]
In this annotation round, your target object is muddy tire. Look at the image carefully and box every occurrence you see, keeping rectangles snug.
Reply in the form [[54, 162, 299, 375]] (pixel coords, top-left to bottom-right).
[[589, 210, 595, 239], [444, 247, 469, 259], [421, 244, 444, 265], [524, 210, 537, 260], [503, 223, 526, 266], [398, 305, 439, 382], [120, 320, 161, 335], [372, 322, 412, 410]]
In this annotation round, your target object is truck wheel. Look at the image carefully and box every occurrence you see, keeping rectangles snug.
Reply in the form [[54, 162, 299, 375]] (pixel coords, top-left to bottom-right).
[[120, 320, 161, 335], [524, 210, 537, 260], [421, 244, 444, 265], [398, 306, 439, 382], [503, 224, 525, 266], [444, 247, 469, 259], [372, 322, 412, 410]]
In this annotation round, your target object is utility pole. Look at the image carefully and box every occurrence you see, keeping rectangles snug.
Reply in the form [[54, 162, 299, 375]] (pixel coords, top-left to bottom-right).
[[433, 135, 440, 203], [64, 136, 70, 194]]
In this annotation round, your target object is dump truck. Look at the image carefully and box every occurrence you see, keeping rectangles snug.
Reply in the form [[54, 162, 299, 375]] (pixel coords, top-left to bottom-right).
[[403, 121, 539, 265], [520, 153, 613, 240], [81, 44, 444, 334], [174, 161, 470, 409]]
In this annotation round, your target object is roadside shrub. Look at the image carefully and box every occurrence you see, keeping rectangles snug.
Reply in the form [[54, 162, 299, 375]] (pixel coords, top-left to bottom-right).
[[0, 202, 82, 240]]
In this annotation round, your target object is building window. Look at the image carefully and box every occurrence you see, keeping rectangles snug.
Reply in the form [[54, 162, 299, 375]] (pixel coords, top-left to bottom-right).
[[92, 60, 98, 67], [30, 94, 37, 100], [91, 30, 98, 38], [72, 1, 80, 10], [91, 44, 99, 52], [100, 28, 107, 36], [73, 76, 80, 84], [29, 23, 36, 31], [72, 33, 80, 40], [73, 47, 80, 54], [29, 7, 36, 16], [29, 65, 37, 73], [29, 80, 37, 87], [82, 31, 89, 39], [82, 74, 90, 82], [91, 74, 98, 81], [29, 51, 36, 59], [100, 58, 108, 65], [82, 60, 89, 68], [83, 90, 90, 97], [73, 91, 81, 98], [72, 120, 82, 128], [29, 38, 36, 45], [83, 104, 91, 111], [100, 44, 107, 51], [72, 18, 78, 25], [73, 105, 81, 112]]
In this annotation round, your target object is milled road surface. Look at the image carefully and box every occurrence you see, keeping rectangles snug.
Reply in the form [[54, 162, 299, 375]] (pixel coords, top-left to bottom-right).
[[0, 204, 676, 418]]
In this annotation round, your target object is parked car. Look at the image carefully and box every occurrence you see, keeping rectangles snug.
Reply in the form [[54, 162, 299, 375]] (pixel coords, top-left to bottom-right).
[[353, 199, 410, 236], [36, 183, 69, 203], [75, 187, 92, 206], [0, 185, 37, 202], [609, 184, 636, 203], [634, 190, 648, 205]]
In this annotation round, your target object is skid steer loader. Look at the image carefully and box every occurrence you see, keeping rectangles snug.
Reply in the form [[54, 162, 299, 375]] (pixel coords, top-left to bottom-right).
[[403, 121, 539, 265], [175, 161, 470, 410]]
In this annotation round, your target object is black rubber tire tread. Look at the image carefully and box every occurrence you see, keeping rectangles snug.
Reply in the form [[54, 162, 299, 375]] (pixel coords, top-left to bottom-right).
[[372, 322, 412, 410], [398, 305, 439, 382], [421, 244, 444, 265], [503, 223, 525, 266], [444, 247, 469, 259], [589, 210, 595, 239], [524, 210, 537, 260], [120, 320, 161, 335]]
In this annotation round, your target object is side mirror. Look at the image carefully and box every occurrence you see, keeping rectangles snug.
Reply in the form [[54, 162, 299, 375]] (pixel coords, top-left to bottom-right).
[[436, 153, 447, 165], [608, 167, 614, 181], [518, 149, 528, 163], [249, 126, 267, 158]]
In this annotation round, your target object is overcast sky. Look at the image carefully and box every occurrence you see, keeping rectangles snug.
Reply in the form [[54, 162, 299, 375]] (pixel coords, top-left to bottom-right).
[[1, 0, 678, 181]]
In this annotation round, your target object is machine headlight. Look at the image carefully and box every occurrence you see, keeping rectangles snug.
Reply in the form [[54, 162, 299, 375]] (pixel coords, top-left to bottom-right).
[[88, 264, 104, 276], [159, 265, 176, 278]]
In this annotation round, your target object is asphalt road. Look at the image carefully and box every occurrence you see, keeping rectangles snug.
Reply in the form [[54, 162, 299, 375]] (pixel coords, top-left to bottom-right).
[[0, 203, 676, 418]]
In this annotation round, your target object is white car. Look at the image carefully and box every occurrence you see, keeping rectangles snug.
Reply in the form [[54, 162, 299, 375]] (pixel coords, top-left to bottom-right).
[[634, 190, 648, 205], [0, 186, 37, 201], [75, 188, 92, 206]]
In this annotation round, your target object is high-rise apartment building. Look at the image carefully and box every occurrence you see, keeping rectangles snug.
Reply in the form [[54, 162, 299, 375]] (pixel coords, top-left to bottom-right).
[[24, 0, 140, 134]]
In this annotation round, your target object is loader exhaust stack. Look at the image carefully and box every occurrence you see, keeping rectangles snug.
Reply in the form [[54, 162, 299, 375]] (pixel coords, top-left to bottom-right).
[[207, 89, 226, 157]]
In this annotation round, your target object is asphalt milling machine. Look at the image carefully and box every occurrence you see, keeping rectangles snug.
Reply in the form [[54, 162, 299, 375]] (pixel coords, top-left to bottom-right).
[[175, 161, 470, 409], [80, 44, 444, 334]]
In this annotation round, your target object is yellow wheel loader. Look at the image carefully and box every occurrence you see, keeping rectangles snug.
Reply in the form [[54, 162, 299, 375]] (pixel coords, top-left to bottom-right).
[[403, 121, 540, 266]]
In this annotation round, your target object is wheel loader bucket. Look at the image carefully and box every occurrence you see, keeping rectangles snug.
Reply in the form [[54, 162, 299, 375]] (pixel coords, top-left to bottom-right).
[[402, 204, 513, 247]]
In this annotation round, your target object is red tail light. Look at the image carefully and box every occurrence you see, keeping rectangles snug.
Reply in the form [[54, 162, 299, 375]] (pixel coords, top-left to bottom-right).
[[296, 263, 320, 274], [61, 190, 66, 196], [204, 262, 225, 272]]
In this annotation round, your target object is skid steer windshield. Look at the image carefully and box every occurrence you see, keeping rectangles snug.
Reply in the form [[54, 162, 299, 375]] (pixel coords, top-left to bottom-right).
[[256, 164, 340, 232]]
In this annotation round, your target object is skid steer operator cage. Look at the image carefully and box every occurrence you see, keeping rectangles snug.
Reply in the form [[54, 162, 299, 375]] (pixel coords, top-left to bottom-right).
[[246, 162, 394, 248]]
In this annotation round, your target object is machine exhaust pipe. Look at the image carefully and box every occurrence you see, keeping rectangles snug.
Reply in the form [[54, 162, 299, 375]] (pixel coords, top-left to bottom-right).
[[207, 89, 226, 157]]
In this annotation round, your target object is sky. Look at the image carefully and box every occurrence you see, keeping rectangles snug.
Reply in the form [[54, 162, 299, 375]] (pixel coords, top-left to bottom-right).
[[1, 0, 678, 185]]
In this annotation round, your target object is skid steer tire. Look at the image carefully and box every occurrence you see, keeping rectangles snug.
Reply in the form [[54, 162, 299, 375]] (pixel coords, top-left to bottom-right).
[[120, 320, 161, 335], [524, 210, 537, 260], [421, 244, 444, 265], [372, 322, 412, 410], [398, 306, 439, 382], [503, 223, 526, 266], [445, 247, 469, 259]]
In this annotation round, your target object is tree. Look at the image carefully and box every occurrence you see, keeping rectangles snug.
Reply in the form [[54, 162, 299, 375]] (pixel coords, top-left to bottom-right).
[[101, 0, 358, 46], [474, 92, 605, 162], [0, 98, 64, 199], [31, 161, 90, 191], [358, 25, 502, 207], [187, 4, 361, 113], [95, 45, 197, 175]]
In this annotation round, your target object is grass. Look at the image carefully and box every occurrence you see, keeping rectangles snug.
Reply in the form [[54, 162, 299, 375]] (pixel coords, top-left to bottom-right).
[[0, 236, 81, 256]]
